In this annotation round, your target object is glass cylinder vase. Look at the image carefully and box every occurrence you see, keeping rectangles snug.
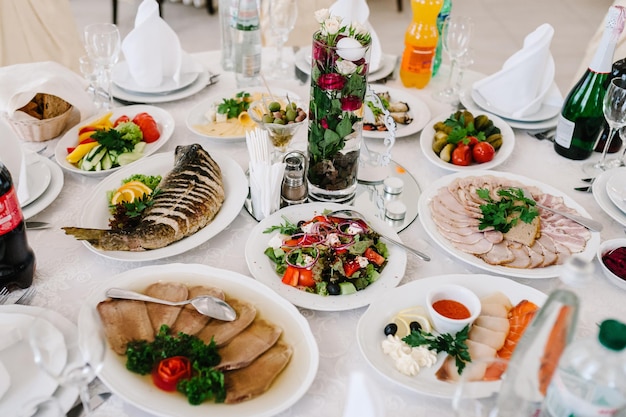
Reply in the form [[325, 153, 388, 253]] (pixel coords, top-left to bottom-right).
[[307, 31, 371, 203]]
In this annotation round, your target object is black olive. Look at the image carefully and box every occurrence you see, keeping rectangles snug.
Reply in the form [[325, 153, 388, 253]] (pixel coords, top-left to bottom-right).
[[297, 220, 306, 227], [409, 321, 422, 333], [384, 323, 398, 336], [327, 283, 341, 295]]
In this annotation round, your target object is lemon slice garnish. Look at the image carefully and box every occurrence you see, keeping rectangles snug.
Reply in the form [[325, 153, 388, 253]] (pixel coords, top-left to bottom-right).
[[392, 316, 412, 338]]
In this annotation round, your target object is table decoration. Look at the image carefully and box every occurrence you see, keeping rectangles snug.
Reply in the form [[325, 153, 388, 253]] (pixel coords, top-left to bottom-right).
[[306, 9, 372, 203]]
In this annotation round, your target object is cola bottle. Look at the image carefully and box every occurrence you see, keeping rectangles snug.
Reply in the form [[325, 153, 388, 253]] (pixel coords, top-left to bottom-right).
[[0, 161, 35, 289]]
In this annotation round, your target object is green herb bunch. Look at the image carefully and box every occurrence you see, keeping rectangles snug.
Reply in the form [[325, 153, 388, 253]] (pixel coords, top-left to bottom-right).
[[477, 187, 540, 233], [403, 325, 471, 374]]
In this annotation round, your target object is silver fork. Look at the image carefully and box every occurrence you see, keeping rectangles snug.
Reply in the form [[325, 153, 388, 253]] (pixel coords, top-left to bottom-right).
[[527, 129, 556, 141], [15, 286, 36, 305], [0, 287, 9, 304]]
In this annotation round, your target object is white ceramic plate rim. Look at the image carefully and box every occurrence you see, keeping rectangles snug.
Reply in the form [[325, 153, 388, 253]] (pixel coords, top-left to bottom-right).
[[420, 112, 515, 172], [244, 202, 408, 311], [593, 167, 626, 227], [459, 88, 559, 131], [364, 85, 431, 139], [357, 273, 547, 398], [112, 60, 200, 94], [78, 263, 319, 417], [294, 48, 396, 82], [54, 105, 175, 177], [418, 170, 600, 278], [186, 87, 301, 141], [112, 70, 210, 104], [22, 154, 64, 220], [76, 151, 247, 262], [21, 157, 52, 207], [470, 83, 561, 122], [606, 170, 626, 214]]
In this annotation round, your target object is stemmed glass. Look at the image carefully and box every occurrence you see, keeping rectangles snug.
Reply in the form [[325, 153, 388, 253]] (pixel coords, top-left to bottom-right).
[[83, 23, 121, 110], [433, 16, 474, 104], [267, 0, 298, 79], [78, 55, 99, 107], [583, 77, 626, 176]]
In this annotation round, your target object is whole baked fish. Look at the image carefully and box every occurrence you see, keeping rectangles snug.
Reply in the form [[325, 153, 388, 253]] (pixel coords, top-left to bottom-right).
[[63, 144, 225, 251]]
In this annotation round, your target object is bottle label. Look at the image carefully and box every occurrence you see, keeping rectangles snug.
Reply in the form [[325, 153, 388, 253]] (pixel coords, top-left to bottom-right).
[[555, 115, 576, 149], [0, 186, 23, 236], [543, 372, 623, 417], [401, 46, 435, 74]]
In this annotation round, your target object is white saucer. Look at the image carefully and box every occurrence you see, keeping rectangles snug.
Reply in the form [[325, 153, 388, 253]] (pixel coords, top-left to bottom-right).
[[593, 167, 626, 227], [20, 157, 51, 208], [22, 154, 64, 220], [606, 168, 626, 214], [112, 61, 199, 95], [112, 70, 210, 104]]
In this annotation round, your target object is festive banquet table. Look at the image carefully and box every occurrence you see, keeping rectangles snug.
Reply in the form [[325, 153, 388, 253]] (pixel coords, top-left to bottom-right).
[[16, 49, 626, 417]]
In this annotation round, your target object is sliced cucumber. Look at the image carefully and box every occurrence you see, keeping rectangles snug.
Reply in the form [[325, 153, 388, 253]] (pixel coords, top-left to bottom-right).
[[84, 144, 102, 161], [89, 147, 108, 165], [101, 152, 113, 170], [80, 157, 93, 171], [339, 282, 357, 295], [133, 142, 146, 153], [117, 152, 142, 166]]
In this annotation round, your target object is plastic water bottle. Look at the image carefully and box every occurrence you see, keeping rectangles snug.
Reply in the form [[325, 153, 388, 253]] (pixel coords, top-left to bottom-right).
[[218, 0, 237, 71], [232, 0, 261, 87], [540, 319, 626, 417], [432, 0, 451, 77]]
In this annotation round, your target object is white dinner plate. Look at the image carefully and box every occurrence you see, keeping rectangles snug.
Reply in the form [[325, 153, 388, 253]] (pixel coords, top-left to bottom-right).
[[54, 105, 174, 177], [357, 273, 547, 398], [78, 263, 319, 417], [364, 85, 431, 139], [418, 170, 600, 279], [460, 88, 559, 131], [420, 112, 515, 172], [186, 87, 301, 141], [112, 70, 211, 104], [112, 60, 200, 95], [75, 150, 248, 262], [22, 153, 64, 220], [593, 167, 626, 227], [20, 156, 52, 207], [0, 312, 67, 416], [606, 168, 626, 214], [244, 202, 408, 311]]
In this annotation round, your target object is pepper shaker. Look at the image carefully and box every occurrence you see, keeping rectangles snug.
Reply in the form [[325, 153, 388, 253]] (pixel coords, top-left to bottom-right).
[[281, 151, 308, 207]]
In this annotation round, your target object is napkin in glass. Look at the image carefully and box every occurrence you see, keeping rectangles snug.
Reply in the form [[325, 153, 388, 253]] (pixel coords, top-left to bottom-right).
[[121, 0, 202, 89], [0, 120, 29, 205], [246, 128, 285, 221], [472, 24, 560, 118]]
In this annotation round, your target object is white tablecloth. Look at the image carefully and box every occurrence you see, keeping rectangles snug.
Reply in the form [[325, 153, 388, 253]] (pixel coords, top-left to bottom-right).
[[19, 50, 626, 417]]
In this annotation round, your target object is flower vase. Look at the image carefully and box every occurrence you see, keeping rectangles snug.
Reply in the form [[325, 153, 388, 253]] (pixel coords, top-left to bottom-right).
[[307, 30, 371, 203]]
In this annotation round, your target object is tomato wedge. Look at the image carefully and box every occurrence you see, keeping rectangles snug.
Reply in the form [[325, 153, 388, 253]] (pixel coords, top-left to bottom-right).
[[281, 265, 315, 288], [132, 112, 160, 143], [114, 115, 130, 127], [151, 356, 192, 392], [364, 247, 385, 266]]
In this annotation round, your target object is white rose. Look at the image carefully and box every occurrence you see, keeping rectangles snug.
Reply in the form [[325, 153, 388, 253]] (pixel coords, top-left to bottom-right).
[[324, 18, 340, 35], [352, 21, 369, 36], [315, 8, 330, 24], [336, 60, 357, 75]]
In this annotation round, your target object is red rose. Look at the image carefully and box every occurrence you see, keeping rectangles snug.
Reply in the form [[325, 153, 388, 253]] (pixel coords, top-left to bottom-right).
[[318, 73, 345, 91], [341, 96, 363, 111], [321, 118, 329, 129]]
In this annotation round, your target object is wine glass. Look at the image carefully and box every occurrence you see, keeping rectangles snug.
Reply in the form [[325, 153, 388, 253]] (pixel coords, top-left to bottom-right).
[[78, 55, 99, 108], [83, 23, 121, 110], [455, 47, 475, 94], [28, 306, 106, 416], [433, 16, 474, 105], [583, 76, 626, 176], [267, 0, 298, 79]]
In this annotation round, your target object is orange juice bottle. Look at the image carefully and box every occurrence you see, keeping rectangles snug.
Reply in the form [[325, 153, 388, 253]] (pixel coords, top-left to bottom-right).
[[400, 0, 443, 89]]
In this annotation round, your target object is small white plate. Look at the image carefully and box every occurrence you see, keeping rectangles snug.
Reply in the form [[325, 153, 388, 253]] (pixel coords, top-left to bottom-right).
[[54, 105, 174, 177], [606, 170, 626, 214], [363, 85, 431, 139], [420, 112, 515, 172], [593, 167, 626, 227], [357, 274, 546, 398], [76, 151, 248, 262], [78, 263, 319, 417], [112, 61, 200, 95], [112, 70, 210, 104], [20, 157, 51, 207], [186, 87, 301, 141], [22, 154, 64, 220], [244, 202, 408, 311]]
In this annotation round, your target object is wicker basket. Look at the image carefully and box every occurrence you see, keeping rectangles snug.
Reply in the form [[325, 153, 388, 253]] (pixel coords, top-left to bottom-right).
[[6, 105, 73, 142]]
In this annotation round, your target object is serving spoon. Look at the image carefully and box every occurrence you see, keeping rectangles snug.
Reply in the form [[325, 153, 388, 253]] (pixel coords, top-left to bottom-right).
[[327, 209, 431, 261], [105, 288, 237, 321], [522, 189, 603, 232]]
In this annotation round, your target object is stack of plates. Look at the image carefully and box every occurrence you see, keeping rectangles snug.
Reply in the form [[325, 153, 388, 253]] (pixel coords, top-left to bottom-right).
[[0, 305, 78, 415], [111, 60, 211, 104], [20, 153, 64, 220], [460, 81, 563, 130], [593, 167, 626, 227]]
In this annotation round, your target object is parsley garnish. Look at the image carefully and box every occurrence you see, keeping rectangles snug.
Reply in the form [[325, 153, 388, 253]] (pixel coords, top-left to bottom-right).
[[217, 91, 251, 119], [403, 325, 471, 374], [122, 188, 161, 218], [477, 187, 539, 233], [444, 113, 487, 145], [91, 129, 135, 153], [263, 215, 300, 235]]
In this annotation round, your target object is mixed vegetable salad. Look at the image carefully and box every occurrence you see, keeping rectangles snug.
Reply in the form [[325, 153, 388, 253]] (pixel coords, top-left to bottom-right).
[[263, 213, 389, 296]]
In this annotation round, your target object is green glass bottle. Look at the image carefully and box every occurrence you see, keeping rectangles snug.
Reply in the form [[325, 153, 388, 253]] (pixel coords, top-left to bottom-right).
[[554, 5, 626, 160]]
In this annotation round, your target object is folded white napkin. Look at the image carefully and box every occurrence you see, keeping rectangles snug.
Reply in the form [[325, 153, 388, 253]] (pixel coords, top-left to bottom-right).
[[121, 0, 201, 88], [246, 128, 285, 221], [472, 24, 558, 118], [0, 61, 95, 121], [0, 120, 29, 204], [329, 0, 382, 72]]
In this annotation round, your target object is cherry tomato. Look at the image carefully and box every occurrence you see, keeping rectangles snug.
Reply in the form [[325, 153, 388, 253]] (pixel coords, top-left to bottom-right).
[[472, 142, 496, 163], [132, 112, 160, 143], [151, 356, 192, 392], [113, 115, 130, 127], [451, 143, 472, 166], [464, 136, 479, 146]]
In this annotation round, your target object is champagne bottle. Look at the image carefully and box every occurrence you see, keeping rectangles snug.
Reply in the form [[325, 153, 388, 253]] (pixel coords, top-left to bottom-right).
[[594, 56, 626, 153], [554, 5, 626, 160]]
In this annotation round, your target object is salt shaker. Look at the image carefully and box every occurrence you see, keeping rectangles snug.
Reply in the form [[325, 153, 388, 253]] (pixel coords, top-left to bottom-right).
[[281, 151, 307, 207]]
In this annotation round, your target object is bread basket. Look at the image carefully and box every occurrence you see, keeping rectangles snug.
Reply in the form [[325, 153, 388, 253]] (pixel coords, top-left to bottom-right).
[[5, 105, 73, 142]]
